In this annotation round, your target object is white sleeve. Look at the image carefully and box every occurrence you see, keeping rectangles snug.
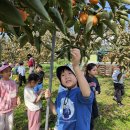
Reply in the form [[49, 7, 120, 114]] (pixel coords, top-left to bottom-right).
[[112, 70, 120, 81], [24, 88, 36, 103]]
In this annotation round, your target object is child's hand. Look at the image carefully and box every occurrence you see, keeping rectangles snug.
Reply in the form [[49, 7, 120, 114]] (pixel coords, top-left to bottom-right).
[[95, 91, 99, 95], [44, 89, 51, 99], [71, 48, 81, 67], [17, 96, 21, 107], [39, 89, 44, 95]]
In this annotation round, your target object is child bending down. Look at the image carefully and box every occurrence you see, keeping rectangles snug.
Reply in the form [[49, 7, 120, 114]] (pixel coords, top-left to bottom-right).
[[112, 65, 126, 107], [0, 65, 20, 130], [24, 73, 44, 130], [45, 48, 94, 130]]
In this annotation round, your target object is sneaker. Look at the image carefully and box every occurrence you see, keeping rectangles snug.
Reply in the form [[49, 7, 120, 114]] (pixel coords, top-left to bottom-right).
[[117, 103, 124, 107], [113, 96, 117, 101]]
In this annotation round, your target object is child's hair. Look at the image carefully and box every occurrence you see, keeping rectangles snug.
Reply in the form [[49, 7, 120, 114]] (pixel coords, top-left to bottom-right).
[[19, 61, 24, 65], [85, 63, 97, 76], [28, 73, 39, 83], [27, 54, 32, 60], [36, 64, 42, 69], [57, 66, 75, 82]]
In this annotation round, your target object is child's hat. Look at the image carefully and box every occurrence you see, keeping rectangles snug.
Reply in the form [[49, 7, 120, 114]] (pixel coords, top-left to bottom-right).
[[56, 64, 75, 81], [0, 65, 11, 72]]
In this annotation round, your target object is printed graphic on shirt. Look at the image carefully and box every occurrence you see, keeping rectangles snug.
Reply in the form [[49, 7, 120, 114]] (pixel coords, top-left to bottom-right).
[[89, 82, 96, 91], [60, 98, 74, 120]]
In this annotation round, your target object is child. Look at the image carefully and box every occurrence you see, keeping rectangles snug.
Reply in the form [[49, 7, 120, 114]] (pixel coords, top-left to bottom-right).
[[0, 64, 20, 130], [27, 54, 35, 74], [45, 48, 94, 130], [112, 65, 125, 107], [84, 63, 101, 130], [34, 64, 45, 94], [24, 73, 44, 130], [17, 61, 26, 87]]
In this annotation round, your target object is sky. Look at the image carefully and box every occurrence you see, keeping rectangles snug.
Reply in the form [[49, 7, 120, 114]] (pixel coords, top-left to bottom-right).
[[104, 2, 130, 18]]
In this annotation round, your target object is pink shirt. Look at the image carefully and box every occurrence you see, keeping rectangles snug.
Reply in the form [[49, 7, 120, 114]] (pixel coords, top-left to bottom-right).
[[0, 79, 18, 113]]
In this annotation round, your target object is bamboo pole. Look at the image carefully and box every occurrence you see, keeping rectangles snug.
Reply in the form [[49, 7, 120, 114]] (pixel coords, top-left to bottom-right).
[[45, 31, 56, 130]]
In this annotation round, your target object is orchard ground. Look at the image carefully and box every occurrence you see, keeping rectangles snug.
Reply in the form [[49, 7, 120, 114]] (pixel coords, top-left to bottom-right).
[[13, 63, 130, 130]]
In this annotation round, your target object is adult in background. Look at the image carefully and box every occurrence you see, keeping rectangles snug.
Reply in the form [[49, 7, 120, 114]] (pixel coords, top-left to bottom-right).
[[85, 63, 101, 130], [27, 54, 35, 74]]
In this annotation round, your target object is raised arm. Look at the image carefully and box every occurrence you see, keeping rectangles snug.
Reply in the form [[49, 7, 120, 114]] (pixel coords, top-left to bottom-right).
[[71, 48, 90, 97]]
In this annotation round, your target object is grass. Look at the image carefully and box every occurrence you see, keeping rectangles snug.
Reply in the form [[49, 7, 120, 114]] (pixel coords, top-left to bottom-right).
[[13, 68, 130, 130]]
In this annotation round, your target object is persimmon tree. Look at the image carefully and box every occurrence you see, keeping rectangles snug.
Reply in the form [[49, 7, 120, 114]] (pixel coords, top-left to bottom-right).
[[0, 0, 130, 129], [0, 0, 130, 60]]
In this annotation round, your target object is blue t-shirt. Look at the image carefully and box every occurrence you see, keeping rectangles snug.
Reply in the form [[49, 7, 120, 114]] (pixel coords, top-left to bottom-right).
[[55, 87, 94, 130], [33, 83, 43, 94]]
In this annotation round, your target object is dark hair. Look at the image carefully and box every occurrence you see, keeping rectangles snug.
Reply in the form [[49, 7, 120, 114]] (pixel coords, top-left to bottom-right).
[[85, 63, 97, 76], [28, 73, 39, 83], [36, 64, 42, 69], [27, 54, 32, 60], [19, 61, 24, 65], [56, 66, 75, 82]]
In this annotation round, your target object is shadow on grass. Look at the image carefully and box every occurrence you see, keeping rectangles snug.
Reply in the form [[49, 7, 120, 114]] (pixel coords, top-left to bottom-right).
[[95, 102, 130, 130]]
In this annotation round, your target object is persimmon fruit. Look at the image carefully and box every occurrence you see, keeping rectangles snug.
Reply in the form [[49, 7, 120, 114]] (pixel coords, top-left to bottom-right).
[[79, 12, 88, 24], [89, 0, 99, 5]]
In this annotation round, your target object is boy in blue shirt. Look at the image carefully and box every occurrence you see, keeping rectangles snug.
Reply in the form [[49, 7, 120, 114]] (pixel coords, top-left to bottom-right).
[[45, 48, 94, 130]]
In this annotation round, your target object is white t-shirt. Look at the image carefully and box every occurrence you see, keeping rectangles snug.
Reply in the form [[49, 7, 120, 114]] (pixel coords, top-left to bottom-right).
[[24, 86, 42, 111], [17, 66, 26, 76]]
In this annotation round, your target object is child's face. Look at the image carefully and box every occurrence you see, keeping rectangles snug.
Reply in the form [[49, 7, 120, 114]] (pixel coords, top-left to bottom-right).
[[60, 69, 77, 88], [1, 67, 12, 79], [36, 67, 41, 72], [29, 80, 38, 88], [88, 66, 98, 76]]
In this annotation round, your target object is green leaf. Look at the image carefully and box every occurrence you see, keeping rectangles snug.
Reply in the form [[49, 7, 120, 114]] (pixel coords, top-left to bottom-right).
[[93, 23, 105, 38], [66, 19, 76, 28], [85, 15, 93, 34], [107, 1, 116, 14], [6, 25, 18, 37], [103, 20, 119, 36], [84, 30, 92, 48], [25, 0, 50, 21], [41, 0, 48, 6], [18, 33, 28, 48], [97, 11, 111, 21], [62, 38, 70, 44], [22, 26, 34, 45], [49, 7, 66, 34], [99, 0, 106, 8], [34, 36, 41, 53], [118, 18, 125, 28], [121, 0, 130, 4], [58, 0, 73, 19], [74, 20, 80, 33], [42, 20, 56, 33], [119, 15, 129, 21], [116, 10, 128, 16], [0, 0, 25, 26]]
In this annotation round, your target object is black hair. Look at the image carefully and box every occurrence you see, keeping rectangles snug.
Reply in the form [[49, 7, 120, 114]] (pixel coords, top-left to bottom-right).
[[36, 64, 42, 69], [27, 54, 32, 60], [28, 73, 39, 83], [56, 66, 75, 82], [19, 61, 24, 65], [85, 63, 97, 76]]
